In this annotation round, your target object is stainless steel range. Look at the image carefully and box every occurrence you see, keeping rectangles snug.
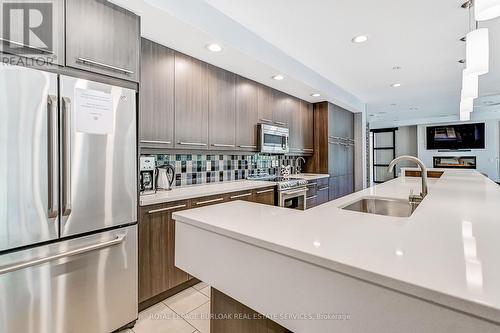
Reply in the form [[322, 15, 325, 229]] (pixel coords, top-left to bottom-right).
[[249, 174, 309, 210], [277, 178, 309, 210]]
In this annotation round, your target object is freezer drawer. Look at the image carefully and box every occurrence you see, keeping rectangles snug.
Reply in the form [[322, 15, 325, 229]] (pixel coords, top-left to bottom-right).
[[0, 225, 138, 333]]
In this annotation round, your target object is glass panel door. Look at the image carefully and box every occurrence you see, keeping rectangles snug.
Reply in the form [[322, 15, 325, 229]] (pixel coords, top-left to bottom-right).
[[371, 129, 396, 183]]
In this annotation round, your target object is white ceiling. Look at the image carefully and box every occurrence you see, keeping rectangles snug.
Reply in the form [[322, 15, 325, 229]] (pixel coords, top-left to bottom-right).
[[113, 0, 500, 124], [205, 0, 500, 124]]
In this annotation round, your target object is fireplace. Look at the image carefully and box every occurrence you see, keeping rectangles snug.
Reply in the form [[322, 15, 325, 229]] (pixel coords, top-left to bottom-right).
[[433, 156, 476, 169]]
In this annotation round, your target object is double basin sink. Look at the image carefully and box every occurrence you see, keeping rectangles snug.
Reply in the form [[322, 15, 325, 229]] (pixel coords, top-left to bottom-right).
[[341, 196, 419, 218]]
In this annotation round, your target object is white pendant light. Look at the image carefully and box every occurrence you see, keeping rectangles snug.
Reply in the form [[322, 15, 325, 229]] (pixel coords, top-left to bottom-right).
[[461, 70, 479, 99], [466, 28, 489, 76], [475, 0, 500, 21]]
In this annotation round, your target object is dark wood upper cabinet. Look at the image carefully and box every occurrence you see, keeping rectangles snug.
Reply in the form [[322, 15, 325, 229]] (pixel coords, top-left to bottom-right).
[[272, 90, 289, 127], [174, 52, 209, 149], [301, 101, 314, 152], [65, 0, 140, 81], [257, 84, 274, 124], [288, 97, 302, 152], [139, 38, 174, 148], [208, 65, 236, 150], [235, 77, 259, 151]]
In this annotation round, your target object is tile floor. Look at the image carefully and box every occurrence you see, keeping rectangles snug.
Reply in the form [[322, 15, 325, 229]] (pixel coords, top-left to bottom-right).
[[119, 282, 211, 333]]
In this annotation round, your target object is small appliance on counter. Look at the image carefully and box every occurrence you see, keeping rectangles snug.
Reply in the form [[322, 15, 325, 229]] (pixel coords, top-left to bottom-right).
[[157, 164, 175, 191], [140, 156, 157, 195]]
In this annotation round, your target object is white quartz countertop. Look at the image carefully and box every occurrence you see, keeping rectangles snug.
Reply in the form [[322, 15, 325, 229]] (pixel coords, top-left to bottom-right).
[[139, 173, 329, 206], [173, 169, 500, 323]]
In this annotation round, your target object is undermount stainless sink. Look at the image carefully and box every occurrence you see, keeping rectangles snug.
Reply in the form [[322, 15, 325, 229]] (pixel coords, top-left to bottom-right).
[[341, 196, 418, 218]]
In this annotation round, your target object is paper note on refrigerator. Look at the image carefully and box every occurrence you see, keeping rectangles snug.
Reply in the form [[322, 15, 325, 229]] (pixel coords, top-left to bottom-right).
[[75, 88, 114, 135]]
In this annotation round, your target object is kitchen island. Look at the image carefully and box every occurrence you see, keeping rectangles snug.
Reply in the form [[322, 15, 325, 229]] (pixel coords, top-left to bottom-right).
[[173, 169, 500, 332]]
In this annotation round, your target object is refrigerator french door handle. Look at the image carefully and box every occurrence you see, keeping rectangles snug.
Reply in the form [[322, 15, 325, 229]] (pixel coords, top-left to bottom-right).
[[0, 234, 126, 276], [62, 97, 72, 216], [47, 95, 59, 219]]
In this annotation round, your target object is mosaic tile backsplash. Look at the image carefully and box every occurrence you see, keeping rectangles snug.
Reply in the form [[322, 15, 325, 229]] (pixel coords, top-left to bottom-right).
[[151, 153, 304, 187]]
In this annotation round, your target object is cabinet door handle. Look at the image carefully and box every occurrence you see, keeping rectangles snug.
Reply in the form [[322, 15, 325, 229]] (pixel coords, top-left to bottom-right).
[[230, 193, 252, 199], [259, 118, 273, 123], [239, 145, 257, 149], [274, 121, 286, 126], [195, 197, 224, 205], [77, 57, 134, 75], [212, 143, 235, 148], [307, 182, 317, 186], [178, 142, 208, 146], [148, 204, 187, 214], [141, 140, 171, 144], [256, 189, 274, 194], [318, 187, 329, 191], [306, 195, 317, 200], [47, 95, 59, 219]]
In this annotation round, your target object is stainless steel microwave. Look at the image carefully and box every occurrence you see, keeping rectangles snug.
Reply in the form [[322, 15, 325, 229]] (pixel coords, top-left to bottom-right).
[[258, 123, 289, 154]]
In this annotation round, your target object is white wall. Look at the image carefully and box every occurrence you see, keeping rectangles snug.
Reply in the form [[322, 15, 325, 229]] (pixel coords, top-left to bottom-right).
[[394, 126, 418, 175], [417, 120, 500, 182]]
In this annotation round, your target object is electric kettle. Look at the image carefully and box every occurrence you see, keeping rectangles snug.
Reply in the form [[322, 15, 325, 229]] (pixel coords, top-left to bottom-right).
[[157, 164, 175, 191]]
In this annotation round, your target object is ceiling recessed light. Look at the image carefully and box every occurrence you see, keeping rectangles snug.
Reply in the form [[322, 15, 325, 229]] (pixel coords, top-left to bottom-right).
[[311, 93, 321, 97], [351, 35, 368, 43], [410, 107, 419, 111], [391, 83, 402, 88], [390, 103, 397, 106], [395, 249, 404, 257], [206, 43, 222, 52], [392, 66, 402, 70], [272, 74, 284, 81]]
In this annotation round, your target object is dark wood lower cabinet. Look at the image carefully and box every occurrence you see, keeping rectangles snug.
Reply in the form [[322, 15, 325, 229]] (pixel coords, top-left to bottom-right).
[[211, 288, 292, 333], [253, 187, 276, 206], [305, 178, 330, 209], [138, 200, 191, 305], [139, 186, 277, 309]]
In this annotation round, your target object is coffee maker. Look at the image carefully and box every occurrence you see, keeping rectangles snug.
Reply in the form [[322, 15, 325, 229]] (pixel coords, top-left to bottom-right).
[[140, 155, 157, 195]]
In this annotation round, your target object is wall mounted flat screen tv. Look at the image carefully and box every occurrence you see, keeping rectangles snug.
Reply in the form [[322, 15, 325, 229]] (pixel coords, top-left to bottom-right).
[[426, 123, 485, 150]]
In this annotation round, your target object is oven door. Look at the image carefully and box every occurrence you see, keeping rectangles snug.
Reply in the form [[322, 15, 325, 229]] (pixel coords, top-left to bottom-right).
[[259, 125, 289, 154], [279, 188, 308, 210]]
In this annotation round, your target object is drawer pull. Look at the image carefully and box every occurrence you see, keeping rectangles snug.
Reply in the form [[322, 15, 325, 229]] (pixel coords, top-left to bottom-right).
[[76, 57, 134, 75], [178, 142, 208, 146], [212, 143, 236, 148], [307, 182, 317, 186], [195, 197, 224, 205], [239, 145, 257, 149], [303, 148, 314, 152], [256, 189, 274, 194], [148, 204, 187, 214], [230, 193, 252, 199], [318, 187, 329, 191], [141, 140, 171, 144], [274, 121, 286, 126], [306, 195, 317, 200], [259, 118, 273, 123]]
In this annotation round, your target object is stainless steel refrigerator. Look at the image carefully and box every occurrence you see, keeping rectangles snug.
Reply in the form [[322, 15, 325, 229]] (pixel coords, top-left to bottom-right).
[[0, 64, 138, 333]]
